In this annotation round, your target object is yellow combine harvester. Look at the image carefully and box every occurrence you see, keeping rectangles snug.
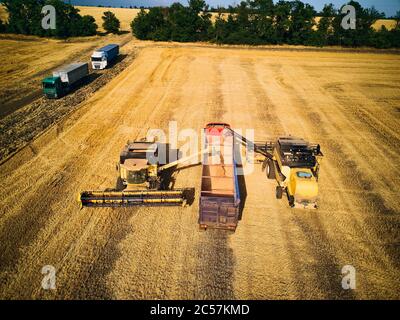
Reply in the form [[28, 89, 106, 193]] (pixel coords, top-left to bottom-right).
[[230, 130, 323, 209], [80, 141, 201, 207], [259, 137, 323, 209]]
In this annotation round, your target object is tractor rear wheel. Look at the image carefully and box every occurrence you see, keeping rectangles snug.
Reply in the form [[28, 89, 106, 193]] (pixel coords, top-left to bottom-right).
[[267, 159, 276, 179], [276, 186, 283, 199]]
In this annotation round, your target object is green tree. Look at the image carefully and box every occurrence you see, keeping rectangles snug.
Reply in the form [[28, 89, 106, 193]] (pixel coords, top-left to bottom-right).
[[102, 11, 120, 34], [395, 10, 400, 29], [130, 0, 398, 48], [131, 1, 212, 42], [289, 0, 316, 45], [3, 0, 43, 35], [77, 15, 98, 36], [3, 0, 97, 38], [248, 0, 276, 43], [370, 25, 391, 48], [131, 7, 170, 40], [0, 18, 6, 33], [315, 3, 336, 46], [274, 0, 292, 44]]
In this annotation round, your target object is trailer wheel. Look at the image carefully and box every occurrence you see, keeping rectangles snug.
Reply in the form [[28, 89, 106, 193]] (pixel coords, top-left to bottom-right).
[[267, 160, 276, 179], [276, 186, 283, 199]]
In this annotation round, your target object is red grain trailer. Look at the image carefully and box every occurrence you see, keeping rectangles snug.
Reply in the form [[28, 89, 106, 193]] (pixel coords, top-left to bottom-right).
[[199, 123, 241, 231]]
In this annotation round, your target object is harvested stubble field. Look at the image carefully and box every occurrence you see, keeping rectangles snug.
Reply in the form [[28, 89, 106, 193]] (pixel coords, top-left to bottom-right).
[[0, 41, 399, 299]]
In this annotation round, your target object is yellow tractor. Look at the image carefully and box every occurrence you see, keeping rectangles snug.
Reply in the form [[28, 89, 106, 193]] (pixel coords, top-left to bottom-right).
[[80, 140, 203, 207]]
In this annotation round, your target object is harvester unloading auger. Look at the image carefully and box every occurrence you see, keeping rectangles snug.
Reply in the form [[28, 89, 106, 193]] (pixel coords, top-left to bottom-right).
[[80, 140, 206, 207]]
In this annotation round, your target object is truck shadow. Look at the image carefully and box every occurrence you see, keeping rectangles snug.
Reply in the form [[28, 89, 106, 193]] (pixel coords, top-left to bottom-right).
[[195, 230, 236, 299], [65, 72, 102, 96], [105, 54, 128, 68]]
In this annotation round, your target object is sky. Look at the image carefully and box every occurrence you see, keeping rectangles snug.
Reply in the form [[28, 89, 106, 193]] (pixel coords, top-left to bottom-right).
[[67, 0, 400, 17]]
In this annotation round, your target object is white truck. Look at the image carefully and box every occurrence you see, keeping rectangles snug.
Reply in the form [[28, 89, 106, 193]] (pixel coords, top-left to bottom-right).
[[91, 44, 119, 70]]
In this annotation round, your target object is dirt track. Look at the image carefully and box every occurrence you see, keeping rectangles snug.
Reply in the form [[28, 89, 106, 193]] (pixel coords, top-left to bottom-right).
[[0, 39, 137, 162], [0, 44, 399, 299]]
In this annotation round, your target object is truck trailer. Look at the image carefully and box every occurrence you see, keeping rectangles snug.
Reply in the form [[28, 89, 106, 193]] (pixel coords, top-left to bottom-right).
[[199, 123, 241, 231], [91, 44, 119, 70], [42, 62, 89, 99]]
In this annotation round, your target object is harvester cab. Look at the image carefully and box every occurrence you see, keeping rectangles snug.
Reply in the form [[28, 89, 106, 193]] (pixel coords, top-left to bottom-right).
[[117, 141, 160, 190]]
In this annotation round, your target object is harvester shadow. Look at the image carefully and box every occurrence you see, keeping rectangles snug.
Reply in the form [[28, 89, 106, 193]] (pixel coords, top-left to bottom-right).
[[281, 213, 356, 299], [159, 147, 196, 206], [235, 143, 247, 221], [72, 207, 138, 299]]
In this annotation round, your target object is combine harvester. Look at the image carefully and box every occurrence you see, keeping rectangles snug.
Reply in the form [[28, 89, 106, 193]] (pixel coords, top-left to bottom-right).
[[80, 140, 204, 207], [230, 130, 323, 209]]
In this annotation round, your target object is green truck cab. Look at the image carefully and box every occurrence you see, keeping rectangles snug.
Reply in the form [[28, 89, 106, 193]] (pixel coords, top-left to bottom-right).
[[42, 76, 63, 99]]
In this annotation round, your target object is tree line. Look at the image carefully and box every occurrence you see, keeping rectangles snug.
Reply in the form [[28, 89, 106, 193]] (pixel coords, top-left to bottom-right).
[[131, 0, 400, 48], [0, 0, 399, 48], [0, 0, 121, 37]]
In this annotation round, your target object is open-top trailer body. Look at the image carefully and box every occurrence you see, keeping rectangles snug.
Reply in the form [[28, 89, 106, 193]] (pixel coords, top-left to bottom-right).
[[199, 123, 241, 231]]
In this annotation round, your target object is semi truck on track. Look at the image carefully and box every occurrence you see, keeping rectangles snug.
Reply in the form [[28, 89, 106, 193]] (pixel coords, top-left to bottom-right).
[[42, 62, 89, 99], [91, 44, 119, 70]]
